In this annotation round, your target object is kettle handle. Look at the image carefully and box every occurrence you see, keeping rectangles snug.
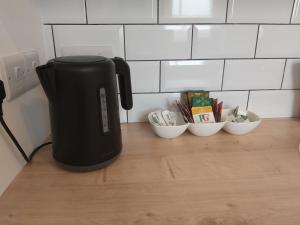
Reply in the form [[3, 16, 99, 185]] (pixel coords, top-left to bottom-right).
[[36, 63, 56, 102], [112, 57, 133, 110]]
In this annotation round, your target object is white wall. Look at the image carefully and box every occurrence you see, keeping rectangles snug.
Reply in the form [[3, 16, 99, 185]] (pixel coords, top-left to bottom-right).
[[0, 0, 50, 195]]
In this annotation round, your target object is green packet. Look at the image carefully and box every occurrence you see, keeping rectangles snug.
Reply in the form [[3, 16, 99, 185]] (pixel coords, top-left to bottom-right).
[[191, 97, 212, 107], [184, 91, 209, 106]]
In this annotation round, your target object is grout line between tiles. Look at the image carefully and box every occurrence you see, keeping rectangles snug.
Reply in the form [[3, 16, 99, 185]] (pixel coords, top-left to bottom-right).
[[159, 61, 162, 92], [225, 0, 229, 23], [253, 25, 260, 58], [123, 25, 127, 60], [290, 0, 296, 24], [50, 25, 57, 58], [221, 60, 226, 90], [246, 90, 250, 109], [125, 57, 300, 62], [44, 23, 300, 26], [157, 0, 159, 24], [130, 88, 300, 95], [190, 24, 194, 59], [280, 59, 288, 89], [84, 0, 88, 24]]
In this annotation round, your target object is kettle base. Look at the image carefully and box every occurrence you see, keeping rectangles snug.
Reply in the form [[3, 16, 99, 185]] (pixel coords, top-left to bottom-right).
[[54, 154, 120, 172]]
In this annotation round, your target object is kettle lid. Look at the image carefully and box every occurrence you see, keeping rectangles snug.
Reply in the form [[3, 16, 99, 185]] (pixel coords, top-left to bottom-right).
[[54, 55, 107, 64]]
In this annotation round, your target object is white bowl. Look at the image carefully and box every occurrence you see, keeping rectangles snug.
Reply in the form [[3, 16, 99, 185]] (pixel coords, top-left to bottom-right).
[[148, 112, 188, 139], [222, 109, 261, 135], [188, 121, 226, 137]]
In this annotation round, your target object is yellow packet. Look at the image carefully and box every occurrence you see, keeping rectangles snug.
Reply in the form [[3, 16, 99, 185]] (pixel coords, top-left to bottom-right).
[[191, 106, 215, 123]]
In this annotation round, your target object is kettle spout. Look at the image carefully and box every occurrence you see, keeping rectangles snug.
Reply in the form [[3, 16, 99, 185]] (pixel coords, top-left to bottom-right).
[[36, 63, 56, 101]]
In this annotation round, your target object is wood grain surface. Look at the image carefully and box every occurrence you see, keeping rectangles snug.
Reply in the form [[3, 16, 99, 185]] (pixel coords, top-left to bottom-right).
[[1, 119, 300, 225]]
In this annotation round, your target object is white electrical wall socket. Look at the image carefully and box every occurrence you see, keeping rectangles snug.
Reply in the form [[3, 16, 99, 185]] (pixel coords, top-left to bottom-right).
[[23, 51, 40, 89], [0, 51, 40, 101], [0, 53, 27, 101]]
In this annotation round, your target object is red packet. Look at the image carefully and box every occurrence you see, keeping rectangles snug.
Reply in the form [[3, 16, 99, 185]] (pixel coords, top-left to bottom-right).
[[217, 102, 223, 122]]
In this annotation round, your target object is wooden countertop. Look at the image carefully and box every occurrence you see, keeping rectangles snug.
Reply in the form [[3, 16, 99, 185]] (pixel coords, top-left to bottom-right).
[[1, 119, 300, 225]]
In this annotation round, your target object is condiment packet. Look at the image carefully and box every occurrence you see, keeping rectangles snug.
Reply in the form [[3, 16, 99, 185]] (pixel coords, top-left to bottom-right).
[[228, 106, 249, 123], [185, 91, 209, 106], [152, 111, 167, 126], [151, 110, 177, 126], [175, 100, 194, 123], [211, 98, 223, 122], [191, 97, 215, 123], [178, 92, 225, 123], [192, 106, 216, 123], [162, 110, 176, 126]]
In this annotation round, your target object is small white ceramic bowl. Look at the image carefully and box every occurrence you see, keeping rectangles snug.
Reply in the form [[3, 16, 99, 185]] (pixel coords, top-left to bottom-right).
[[188, 120, 226, 137], [222, 109, 261, 135], [148, 112, 188, 139]]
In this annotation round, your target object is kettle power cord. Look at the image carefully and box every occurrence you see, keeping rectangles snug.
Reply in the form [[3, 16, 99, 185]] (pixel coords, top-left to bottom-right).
[[0, 80, 52, 163]]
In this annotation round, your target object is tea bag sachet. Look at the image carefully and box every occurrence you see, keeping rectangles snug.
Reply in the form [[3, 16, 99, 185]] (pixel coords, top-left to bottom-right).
[[191, 97, 215, 123]]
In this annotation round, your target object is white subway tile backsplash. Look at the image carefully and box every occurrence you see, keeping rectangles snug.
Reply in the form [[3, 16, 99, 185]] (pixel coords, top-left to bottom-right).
[[128, 93, 180, 122], [159, 0, 227, 23], [60, 46, 114, 57], [227, 0, 294, 23], [248, 90, 300, 118], [125, 25, 192, 60], [53, 25, 124, 58], [256, 25, 300, 58], [86, 0, 157, 24], [38, 0, 86, 24], [223, 59, 285, 90], [118, 95, 127, 123], [192, 25, 258, 59], [119, 110, 127, 123], [291, 0, 300, 23], [161, 60, 223, 92], [209, 91, 249, 110], [42, 25, 55, 60], [40, 1, 300, 120], [128, 61, 160, 93], [282, 59, 300, 89]]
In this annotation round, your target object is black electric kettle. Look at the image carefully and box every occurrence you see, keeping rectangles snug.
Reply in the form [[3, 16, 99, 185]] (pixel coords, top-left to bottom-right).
[[36, 56, 132, 171]]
